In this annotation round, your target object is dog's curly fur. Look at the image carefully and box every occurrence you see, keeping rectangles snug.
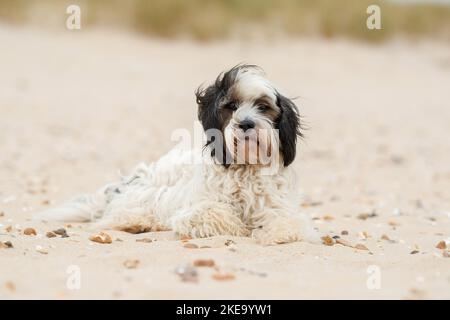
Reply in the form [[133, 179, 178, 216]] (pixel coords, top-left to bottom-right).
[[37, 65, 319, 245]]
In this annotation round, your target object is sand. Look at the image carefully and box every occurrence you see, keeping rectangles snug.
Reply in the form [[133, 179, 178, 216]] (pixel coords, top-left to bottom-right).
[[0, 24, 450, 299]]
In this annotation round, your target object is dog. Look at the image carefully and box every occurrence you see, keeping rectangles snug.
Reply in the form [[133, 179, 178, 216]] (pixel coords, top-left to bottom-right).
[[37, 65, 319, 245]]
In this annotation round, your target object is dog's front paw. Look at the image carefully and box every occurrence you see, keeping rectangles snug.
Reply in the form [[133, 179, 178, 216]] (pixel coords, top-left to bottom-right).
[[170, 209, 250, 239], [251, 216, 320, 245]]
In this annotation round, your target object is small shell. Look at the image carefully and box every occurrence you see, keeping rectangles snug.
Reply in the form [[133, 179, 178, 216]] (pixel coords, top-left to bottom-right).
[[321, 235, 335, 246], [35, 245, 48, 254], [354, 244, 369, 251], [381, 234, 390, 241], [336, 238, 352, 247], [212, 273, 235, 281], [436, 241, 447, 250], [89, 232, 112, 244]]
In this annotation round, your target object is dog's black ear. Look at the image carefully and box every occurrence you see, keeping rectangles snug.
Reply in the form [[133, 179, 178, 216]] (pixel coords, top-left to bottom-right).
[[195, 67, 241, 165], [275, 93, 302, 167], [195, 65, 245, 129], [195, 83, 221, 131], [195, 84, 223, 160]]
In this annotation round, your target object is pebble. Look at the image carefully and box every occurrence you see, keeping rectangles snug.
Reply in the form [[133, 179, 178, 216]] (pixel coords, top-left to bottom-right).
[[388, 220, 400, 227], [301, 201, 323, 207], [4, 281, 15, 292], [123, 259, 140, 269], [175, 264, 198, 282], [357, 212, 378, 220], [225, 240, 235, 246], [23, 228, 37, 236], [46, 232, 57, 238], [381, 234, 397, 243], [321, 236, 335, 246], [183, 243, 199, 249], [53, 228, 69, 238], [136, 238, 153, 243], [193, 259, 215, 267], [436, 241, 447, 250], [0, 241, 13, 249]]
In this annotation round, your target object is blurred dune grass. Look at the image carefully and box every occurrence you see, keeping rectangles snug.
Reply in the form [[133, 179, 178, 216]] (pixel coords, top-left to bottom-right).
[[0, 0, 449, 42]]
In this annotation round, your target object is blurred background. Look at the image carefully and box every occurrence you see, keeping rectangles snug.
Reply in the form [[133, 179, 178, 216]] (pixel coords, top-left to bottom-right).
[[0, 0, 449, 196], [1, 0, 450, 42]]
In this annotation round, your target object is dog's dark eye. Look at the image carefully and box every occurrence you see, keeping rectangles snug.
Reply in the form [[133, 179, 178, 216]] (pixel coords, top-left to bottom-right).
[[224, 101, 238, 111], [257, 104, 270, 112]]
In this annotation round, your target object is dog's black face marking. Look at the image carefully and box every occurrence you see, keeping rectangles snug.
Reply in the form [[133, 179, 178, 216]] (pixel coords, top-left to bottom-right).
[[195, 64, 302, 168], [196, 65, 242, 165]]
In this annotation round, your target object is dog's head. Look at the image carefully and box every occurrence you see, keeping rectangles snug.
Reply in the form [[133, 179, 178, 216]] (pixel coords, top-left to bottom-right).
[[196, 65, 302, 168]]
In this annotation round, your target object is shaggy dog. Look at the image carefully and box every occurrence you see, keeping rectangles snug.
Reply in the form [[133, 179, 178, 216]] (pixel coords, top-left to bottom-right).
[[38, 65, 318, 245]]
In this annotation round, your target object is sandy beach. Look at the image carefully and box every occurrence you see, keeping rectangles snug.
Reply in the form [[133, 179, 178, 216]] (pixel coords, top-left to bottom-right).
[[0, 24, 450, 299]]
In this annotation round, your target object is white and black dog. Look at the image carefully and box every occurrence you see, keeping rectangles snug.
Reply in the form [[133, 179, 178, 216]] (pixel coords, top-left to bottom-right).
[[38, 65, 318, 245]]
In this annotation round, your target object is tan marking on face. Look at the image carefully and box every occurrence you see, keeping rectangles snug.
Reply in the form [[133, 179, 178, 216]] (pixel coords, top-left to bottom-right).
[[254, 95, 280, 121]]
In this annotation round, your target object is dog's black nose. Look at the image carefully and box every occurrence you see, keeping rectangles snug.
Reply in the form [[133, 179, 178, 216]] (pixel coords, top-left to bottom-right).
[[239, 119, 255, 132]]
